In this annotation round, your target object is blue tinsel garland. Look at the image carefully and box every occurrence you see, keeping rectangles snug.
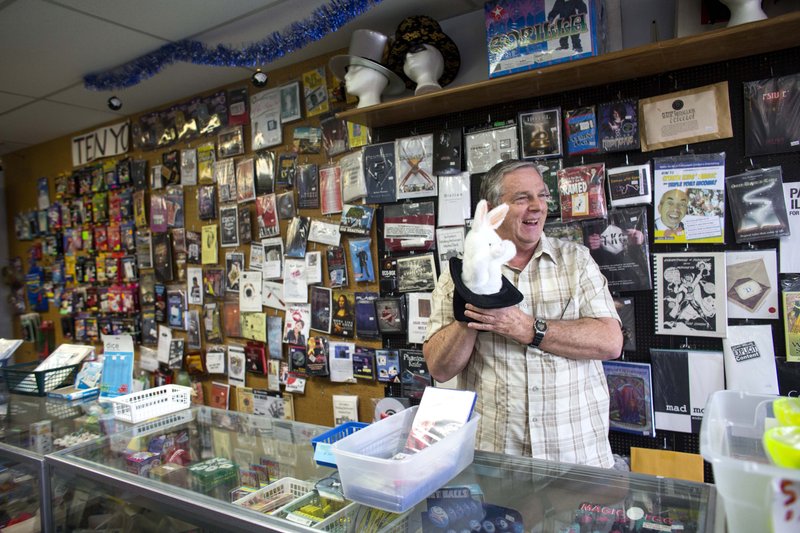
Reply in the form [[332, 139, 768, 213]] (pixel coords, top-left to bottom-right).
[[84, 0, 382, 91]]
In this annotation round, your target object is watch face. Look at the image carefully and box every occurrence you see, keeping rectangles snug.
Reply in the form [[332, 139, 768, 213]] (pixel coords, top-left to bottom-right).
[[535, 319, 547, 332]]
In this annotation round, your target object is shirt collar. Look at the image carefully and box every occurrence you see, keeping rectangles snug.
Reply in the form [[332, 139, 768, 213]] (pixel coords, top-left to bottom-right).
[[505, 236, 559, 274]]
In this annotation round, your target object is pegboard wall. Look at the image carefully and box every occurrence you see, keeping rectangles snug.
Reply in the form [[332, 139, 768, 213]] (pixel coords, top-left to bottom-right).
[[373, 45, 800, 483]]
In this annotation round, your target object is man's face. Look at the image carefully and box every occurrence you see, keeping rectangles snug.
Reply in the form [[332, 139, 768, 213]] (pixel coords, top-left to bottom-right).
[[494, 167, 548, 252], [658, 190, 688, 229]]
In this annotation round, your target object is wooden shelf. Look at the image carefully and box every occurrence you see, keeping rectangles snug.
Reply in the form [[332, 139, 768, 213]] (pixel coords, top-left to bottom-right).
[[338, 11, 800, 128]]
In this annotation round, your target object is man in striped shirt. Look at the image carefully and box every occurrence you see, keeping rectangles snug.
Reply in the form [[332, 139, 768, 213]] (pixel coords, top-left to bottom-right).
[[424, 160, 623, 467]]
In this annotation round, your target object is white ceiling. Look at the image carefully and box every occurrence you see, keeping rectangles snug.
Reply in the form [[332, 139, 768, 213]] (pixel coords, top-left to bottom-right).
[[0, 0, 484, 158]]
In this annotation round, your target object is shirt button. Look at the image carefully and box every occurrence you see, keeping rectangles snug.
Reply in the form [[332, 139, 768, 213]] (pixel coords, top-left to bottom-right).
[[531, 386, 539, 392], [531, 417, 538, 423]]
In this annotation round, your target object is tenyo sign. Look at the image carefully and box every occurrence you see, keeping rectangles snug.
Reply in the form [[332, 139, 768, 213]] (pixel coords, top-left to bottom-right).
[[71, 121, 129, 167]]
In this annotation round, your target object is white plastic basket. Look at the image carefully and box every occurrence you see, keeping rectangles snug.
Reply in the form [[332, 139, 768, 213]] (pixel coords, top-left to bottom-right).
[[233, 477, 315, 514], [272, 490, 358, 532], [108, 385, 192, 423]]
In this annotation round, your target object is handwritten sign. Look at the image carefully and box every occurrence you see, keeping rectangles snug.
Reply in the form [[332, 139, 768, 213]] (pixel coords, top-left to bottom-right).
[[773, 478, 800, 532], [72, 122, 129, 167]]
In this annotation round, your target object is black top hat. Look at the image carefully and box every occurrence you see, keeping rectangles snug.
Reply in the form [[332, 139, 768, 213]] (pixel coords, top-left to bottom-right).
[[449, 258, 524, 323], [329, 29, 405, 95], [386, 15, 461, 90]]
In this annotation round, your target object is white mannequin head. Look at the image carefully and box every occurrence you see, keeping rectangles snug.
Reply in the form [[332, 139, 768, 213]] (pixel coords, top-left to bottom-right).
[[719, 0, 767, 26], [403, 44, 445, 96], [344, 65, 389, 108]]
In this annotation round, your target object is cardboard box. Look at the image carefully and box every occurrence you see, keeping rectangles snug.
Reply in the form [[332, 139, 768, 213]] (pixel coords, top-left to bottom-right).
[[485, 0, 606, 79]]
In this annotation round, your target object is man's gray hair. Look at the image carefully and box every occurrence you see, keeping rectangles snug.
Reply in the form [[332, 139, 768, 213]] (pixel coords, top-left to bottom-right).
[[478, 160, 542, 207]]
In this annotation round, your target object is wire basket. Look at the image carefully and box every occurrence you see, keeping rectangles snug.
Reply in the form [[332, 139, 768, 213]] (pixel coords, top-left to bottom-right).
[[108, 385, 192, 423], [310, 422, 369, 468], [233, 477, 315, 514], [2, 361, 80, 396], [272, 490, 357, 532]]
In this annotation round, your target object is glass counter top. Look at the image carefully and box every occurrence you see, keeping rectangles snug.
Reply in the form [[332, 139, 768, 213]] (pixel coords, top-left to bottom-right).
[[47, 405, 720, 532]]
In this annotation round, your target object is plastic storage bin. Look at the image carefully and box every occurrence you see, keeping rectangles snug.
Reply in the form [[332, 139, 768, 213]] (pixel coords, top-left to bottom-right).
[[107, 385, 192, 423], [331, 405, 479, 513], [700, 390, 800, 533]]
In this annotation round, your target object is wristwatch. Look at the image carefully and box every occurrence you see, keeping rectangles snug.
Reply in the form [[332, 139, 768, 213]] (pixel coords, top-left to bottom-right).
[[528, 318, 547, 348]]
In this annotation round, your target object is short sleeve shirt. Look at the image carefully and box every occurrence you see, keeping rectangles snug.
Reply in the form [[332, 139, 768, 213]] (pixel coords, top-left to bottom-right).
[[425, 235, 620, 468]]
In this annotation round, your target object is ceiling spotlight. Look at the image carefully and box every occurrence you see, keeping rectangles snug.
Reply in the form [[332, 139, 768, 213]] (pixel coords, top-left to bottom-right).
[[251, 69, 268, 88], [107, 96, 122, 111]]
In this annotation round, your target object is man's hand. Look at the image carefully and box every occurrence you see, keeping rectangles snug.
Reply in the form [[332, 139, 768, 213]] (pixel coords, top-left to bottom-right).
[[464, 303, 534, 345]]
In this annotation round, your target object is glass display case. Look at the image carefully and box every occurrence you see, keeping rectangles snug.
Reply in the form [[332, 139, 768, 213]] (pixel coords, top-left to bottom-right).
[[47, 405, 723, 533], [0, 394, 116, 531]]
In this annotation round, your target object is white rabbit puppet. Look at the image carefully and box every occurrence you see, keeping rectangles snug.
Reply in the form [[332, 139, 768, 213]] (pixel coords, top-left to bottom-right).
[[462, 199, 517, 295]]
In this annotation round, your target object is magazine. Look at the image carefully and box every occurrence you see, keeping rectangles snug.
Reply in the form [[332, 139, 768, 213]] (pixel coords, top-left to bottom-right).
[[564, 106, 599, 156], [557, 163, 607, 223], [399, 387, 477, 457], [602, 360, 655, 437], [726, 166, 790, 243]]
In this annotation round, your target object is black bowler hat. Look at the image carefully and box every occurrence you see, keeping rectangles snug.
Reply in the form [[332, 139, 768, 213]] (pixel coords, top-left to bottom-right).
[[386, 15, 461, 90]]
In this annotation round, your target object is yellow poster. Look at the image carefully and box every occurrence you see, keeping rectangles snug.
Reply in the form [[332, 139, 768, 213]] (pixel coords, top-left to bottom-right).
[[302, 67, 329, 118], [202, 224, 218, 264], [240, 312, 267, 343]]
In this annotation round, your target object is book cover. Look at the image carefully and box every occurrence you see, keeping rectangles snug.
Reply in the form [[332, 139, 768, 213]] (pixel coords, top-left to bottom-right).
[[283, 304, 311, 345], [165, 186, 184, 228], [744, 73, 800, 156], [239, 271, 263, 312], [407, 292, 433, 345], [339, 204, 374, 236], [396, 253, 436, 293], [325, 245, 348, 288], [320, 115, 348, 157], [354, 291, 379, 339], [437, 172, 471, 227], [262, 237, 284, 280], [219, 205, 239, 247], [152, 232, 174, 283], [168, 338, 184, 369], [347, 121, 369, 149], [187, 267, 203, 305], [211, 381, 230, 410], [293, 125, 322, 154], [650, 348, 724, 434], [780, 181, 800, 274], [364, 142, 397, 204], [383, 201, 435, 252], [433, 127, 462, 176], [464, 125, 518, 174], [557, 163, 607, 222], [225, 252, 245, 293], [267, 315, 283, 359], [276, 191, 296, 221], [332, 394, 358, 425], [309, 286, 332, 333], [306, 335, 329, 377], [435, 226, 465, 273], [402, 387, 477, 455], [149, 194, 167, 233], [255, 194, 279, 239], [331, 291, 355, 338], [250, 89, 281, 150], [228, 345, 246, 387], [319, 164, 343, 215], [654, 251, 727, 338], [400, 349, 431, 400], [285, 216, 310, 259], [131, 159, 148, 190], [288, 344, 308, 376], [186, 231, 201, 264], [348, 238, 375, 283], [197, 143, 216, 184], [396, 134, 436, 200], [597, 99, 640, 153], [602, 360, 656, 437], [726, 249, 779, 320], [166, 288, 186, 329], [236, 158, 256, 204], [519, 108, 562, 159], [203, 302, 223, 343], [203, 268, 224, 299], [565, 106, 599, 155], [722, 324, 779, 395], [201, 225, 218, 264], [613, 296, 637, 353], [376, 296, 406, 334], [302, 67, 329, 118], [341, 151, 368, 205], [352, 346, 375, 380], [652, 153, 726, 244], [376, 349, 401, 383], [582, 206, 652, 292], [296, 163, 319, 209], [783, 290, 800, 362], [215, 158, 237, 203], [277, 152, 297, 188], [238, 205, 252, 245], [726, 166, 790, 243], [308, 219, 341, 247], [254, 149, 275, 195], [282, 257, 307, 303], [606, 164, 652, 207], [245, 342, 267, 375]]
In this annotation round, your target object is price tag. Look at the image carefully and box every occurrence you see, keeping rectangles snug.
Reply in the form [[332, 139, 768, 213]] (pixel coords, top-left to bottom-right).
[[772, 478, 800, 532]]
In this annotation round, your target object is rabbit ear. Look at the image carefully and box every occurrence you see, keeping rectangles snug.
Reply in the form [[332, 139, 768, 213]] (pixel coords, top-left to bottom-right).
[[486, 203, 509, 230], [473, 200, 488, 228]]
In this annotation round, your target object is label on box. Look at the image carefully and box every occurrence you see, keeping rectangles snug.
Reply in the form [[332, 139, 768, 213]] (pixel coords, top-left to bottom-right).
[[772, 478, 800, 532], [313, 443, 336, 467]]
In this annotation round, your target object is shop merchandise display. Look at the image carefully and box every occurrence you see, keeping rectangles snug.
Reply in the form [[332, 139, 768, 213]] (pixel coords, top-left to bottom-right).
[[6, 15, 800, 524]]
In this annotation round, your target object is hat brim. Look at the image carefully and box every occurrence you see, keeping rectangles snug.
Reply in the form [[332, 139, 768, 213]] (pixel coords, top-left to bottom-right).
[[386, 33, 461, 90], [328, 55, 406, 96]]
